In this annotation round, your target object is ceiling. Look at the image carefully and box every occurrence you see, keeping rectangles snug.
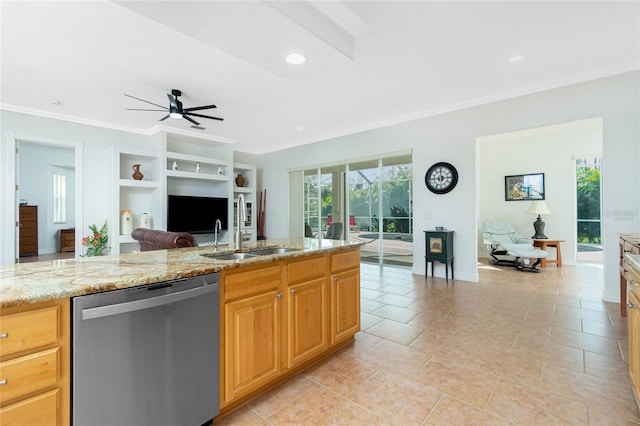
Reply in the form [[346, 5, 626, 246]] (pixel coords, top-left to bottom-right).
[[1, 1, 638, 154]]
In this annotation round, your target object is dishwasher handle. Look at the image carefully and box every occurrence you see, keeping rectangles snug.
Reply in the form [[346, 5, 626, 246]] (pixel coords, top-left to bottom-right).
[[81, 283, 218, 320]]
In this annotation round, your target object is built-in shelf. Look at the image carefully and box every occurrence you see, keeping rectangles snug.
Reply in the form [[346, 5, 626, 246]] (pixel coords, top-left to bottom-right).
[[118, 179, 160, 188], [165, 170, 229, 181]]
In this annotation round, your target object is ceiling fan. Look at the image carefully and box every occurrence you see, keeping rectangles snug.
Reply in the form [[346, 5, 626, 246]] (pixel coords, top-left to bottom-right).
[[124, 89, 223, 126]]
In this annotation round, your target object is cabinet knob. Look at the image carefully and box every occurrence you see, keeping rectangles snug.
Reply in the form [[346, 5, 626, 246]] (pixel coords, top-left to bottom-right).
[[290, 289, 296, 294], [342, 258, 352, 263], [0, 379, 6, 385], [630, 280, 639, 287], [628, 301, 638, 309], [0, 333, 7, 339], [333, 277, 338, 283], [276, 293, 283, 299]]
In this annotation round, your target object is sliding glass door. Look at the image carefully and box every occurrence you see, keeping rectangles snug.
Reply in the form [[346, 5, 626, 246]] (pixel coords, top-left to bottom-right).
[[299, 152, 412, 267], [349, 155, 413, 267]]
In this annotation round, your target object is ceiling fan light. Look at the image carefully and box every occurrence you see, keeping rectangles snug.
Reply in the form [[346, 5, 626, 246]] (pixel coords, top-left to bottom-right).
[[170, 112, 183, 119]]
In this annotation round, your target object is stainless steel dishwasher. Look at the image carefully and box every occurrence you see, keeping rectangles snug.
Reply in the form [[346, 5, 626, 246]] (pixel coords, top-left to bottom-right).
[[72, 273, 220, 426]]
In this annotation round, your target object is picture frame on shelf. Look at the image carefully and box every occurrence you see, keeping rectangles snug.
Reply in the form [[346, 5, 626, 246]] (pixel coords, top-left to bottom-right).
[[504, 173, 545, 201]]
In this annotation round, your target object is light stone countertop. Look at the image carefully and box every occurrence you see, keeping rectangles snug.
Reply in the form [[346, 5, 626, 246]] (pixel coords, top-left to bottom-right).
[[0, 238, 363, 308]]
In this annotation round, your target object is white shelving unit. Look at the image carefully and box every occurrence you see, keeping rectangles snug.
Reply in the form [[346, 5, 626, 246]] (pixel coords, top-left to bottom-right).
[[111, 132, 256, 252], [233, 163, 257, 242], [113, 147, 162, 254], [165, 133, 234, 246]]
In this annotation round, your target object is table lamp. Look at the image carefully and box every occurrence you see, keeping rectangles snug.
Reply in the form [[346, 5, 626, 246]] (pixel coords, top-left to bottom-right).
[[525, 200, 551, 239]]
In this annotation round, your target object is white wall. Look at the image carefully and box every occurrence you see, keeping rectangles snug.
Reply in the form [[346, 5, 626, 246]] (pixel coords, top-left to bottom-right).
[[0, 72, 638, 304], [257, 71, 639, 303], [477, 118, 603, 262], [19, 142, 76, 254]]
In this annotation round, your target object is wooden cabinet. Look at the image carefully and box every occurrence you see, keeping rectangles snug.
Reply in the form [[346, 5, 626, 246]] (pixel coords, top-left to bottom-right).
[[219, 249, 360, 413], [59, 228, 75, 253], [330, 250, 361, 344], [287, 256, 328, 368], [619, 235, 640, 316], [0, 299, 70, 426], [628, 287, 640, 410], [222, 265, 283, 403], [18, 205, 38, 257]]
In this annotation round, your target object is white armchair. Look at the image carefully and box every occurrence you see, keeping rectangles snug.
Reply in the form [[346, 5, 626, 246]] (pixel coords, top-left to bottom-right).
[[483, 220, 547, 271]]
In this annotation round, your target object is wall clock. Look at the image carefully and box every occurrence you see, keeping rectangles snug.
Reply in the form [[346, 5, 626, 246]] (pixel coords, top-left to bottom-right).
[[425, 162, 458, 194]]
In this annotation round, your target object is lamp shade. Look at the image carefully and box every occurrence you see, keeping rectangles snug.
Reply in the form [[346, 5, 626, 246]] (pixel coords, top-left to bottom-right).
[[525, 200, 551, 216]]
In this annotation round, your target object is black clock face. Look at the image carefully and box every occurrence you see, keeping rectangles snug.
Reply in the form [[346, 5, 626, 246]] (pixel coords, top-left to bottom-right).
[[425, 162, 458, 194]]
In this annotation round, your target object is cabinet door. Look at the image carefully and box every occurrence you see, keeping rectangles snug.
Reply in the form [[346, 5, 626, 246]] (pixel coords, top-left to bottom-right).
[[330, 268, 360, 344], [287, 278, 328, 368], [224, 290, 281, 403], [629, 290, 640, 402]]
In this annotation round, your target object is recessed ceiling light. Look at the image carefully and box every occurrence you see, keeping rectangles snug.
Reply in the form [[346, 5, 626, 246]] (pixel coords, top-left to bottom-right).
[[286, 52, 306, 65], [48, 99, 61, 105], [509, 55, 524, 63]]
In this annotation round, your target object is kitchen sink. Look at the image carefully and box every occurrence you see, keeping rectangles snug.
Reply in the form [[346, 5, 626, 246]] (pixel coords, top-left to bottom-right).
[[248, 247, 299, 256], [201, 247, 299, 261], [201, 252, 260, 261]]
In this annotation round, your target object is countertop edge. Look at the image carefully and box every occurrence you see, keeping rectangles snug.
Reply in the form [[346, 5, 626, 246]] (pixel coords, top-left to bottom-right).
[[1, 239, 364, 308]]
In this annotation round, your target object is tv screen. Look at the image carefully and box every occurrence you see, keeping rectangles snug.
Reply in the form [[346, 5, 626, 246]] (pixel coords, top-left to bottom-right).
[[167, 195, 228, 234]]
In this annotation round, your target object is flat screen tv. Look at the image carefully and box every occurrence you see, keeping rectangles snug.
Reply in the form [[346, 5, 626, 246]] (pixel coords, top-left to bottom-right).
[[167, 195, 228, 234]]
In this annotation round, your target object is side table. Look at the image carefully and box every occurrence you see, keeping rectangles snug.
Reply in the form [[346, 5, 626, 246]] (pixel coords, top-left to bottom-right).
[[424, 230, 454, 281], [533, 239, 565, 267]]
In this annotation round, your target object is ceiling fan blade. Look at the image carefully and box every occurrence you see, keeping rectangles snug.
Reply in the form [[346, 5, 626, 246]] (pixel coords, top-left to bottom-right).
[[158, 114, 170, 121], [125, 108, 168, 112], [183, 104, 217, 112], [124, 94, 167, 109], [186, 112, 224, 121], [182, 115, 200, 126]]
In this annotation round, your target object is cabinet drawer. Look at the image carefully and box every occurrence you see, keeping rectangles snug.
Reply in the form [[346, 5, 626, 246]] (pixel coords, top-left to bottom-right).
[[0, 388, 59, 426], [224, 265, 282, 300], [626, 259, 640, 286], [0, 307, 59, 356], [0, 348, 59, 403], [331, 250, 360, 273], [288, 256, 327, 284]]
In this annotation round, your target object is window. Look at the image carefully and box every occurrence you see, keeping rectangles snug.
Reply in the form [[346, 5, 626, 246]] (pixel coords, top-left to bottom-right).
[[53, 172, 66, 223]]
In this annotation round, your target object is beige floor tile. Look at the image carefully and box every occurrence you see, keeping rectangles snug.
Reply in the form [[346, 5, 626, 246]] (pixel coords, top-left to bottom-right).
[[303, 352, 378, 395], [369, 304, 422, 323], [215, 405, 270, 425], [266, 385, 382, 426], [373, 292, 417, 307], [365, 318, 425, 345], [424, 395, 514, 425], [584, 351, 632, 383], [347, 369, 442, 424], [511, 334, 585, 372], [357, 339, 432, 377], [360, 312, 384, 330], [339, 331, 383, 357], [550, 326, 622, 358], [412, 356, 499, 408], [247, 375, 317, 418], [487, 378, 588, 424]]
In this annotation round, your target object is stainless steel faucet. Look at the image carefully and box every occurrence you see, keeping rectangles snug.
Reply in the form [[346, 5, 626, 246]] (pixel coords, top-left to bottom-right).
[[235, 194, 246, 249], [213, 219, 222, 250]]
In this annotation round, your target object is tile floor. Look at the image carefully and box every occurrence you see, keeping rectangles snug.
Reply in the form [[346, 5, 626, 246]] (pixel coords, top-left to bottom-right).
[[217, 260, 640, 425]]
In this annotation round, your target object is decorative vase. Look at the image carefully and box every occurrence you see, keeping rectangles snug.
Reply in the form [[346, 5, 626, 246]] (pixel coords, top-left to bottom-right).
[[235, 173, 245, 187], [132, 164, 144, 180]]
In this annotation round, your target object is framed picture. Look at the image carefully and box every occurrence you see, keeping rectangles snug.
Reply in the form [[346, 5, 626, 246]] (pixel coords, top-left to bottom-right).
[[505, 173, 545, 201], [429, 237, 443, 253]]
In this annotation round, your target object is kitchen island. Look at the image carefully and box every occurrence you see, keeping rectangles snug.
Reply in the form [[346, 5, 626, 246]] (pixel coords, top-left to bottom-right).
[[0, 237, 362, 424]]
